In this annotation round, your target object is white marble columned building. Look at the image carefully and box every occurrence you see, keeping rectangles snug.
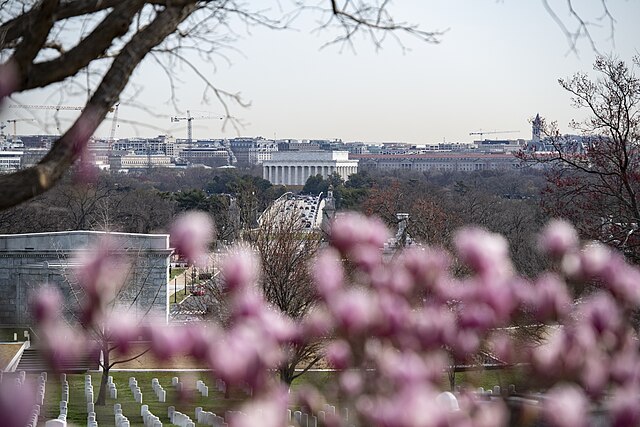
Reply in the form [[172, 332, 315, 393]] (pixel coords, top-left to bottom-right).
[[263, 151, 359, 186]]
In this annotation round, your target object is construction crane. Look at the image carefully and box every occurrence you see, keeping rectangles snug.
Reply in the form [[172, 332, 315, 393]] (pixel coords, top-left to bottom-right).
[[171, 110, 223, 144], [8, 104, 84, 111], [109, 103, 120, 149], [469, 130, 520, 140], [8, 104, 115, 134], [6, 118, 34, 141]]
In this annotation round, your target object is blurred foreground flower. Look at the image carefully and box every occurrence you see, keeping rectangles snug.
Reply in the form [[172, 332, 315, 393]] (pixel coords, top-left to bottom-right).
[[18, 213, 640, 426]]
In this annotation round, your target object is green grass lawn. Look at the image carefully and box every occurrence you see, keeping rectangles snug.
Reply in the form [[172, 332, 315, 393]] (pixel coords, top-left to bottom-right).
[[169, 288, 191, 304], [170, 268, 186, 280]]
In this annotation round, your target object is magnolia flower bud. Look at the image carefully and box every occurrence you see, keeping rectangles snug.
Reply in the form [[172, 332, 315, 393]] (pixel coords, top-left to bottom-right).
[[538, 220, 579, 258], [170, 211, 215, 268]]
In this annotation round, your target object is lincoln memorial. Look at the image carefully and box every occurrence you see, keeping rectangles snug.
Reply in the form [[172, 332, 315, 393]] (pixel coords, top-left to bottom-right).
[[262, 151, 359, 186]]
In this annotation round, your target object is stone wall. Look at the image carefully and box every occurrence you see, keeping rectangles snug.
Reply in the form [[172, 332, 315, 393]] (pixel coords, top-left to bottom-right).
[[0, 231, 173, 326]]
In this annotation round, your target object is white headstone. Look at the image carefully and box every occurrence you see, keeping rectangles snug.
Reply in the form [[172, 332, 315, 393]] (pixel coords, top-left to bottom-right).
[[436, 391, 459, 411]]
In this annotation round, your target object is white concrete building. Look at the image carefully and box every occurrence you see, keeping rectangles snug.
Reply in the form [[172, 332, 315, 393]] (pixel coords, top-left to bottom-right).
[[0, 150, 23, 173], [262, 151, 359, 186], [109, 152, 172, 171]]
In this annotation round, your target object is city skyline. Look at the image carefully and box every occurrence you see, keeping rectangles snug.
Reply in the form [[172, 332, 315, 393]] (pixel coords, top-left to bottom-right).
[[1, 1, 639, 144]]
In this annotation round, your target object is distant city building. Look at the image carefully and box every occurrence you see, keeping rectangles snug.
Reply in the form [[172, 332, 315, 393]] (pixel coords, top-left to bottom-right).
[[263, 151, 359, 186], [112, 135, 177, 156], [109, 152, 172, 171], [419, 142, 477, 152], [179, 146, 230, 166], [20, 148, 48, 169], [476, 139, 525, 153], [353, 153, 520, 172], [229, 137, 278, 165], [532, 113, 542, 143], [277, 140, 320, 152], [0, 149, 22, 173], [15, 135, 56, 149]]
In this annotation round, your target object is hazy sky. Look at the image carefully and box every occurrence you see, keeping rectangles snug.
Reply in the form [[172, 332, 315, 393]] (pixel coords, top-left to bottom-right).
[[2, 1, 640, 144]]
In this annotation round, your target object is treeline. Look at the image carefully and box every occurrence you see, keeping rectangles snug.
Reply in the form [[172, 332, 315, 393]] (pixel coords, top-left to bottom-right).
[[302, 168, 550, 276], [0, 165, 551, 275]]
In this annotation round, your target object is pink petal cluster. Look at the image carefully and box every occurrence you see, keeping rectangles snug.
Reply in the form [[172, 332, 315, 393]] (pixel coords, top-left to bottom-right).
[[20, 213, 640, 426], [170, 211, 215, 268]]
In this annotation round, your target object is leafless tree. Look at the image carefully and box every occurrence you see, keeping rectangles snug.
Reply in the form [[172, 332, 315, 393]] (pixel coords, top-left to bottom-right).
[[521, 56, 640, 261], [250, 208, 324, 385], [48, 241, 166, 406], [199, 207, 324, 385]]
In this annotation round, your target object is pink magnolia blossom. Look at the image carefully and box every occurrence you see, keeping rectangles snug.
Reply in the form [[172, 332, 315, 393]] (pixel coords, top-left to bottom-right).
[[538, 219, 579, 258], [609, 386, 640, 427], [454, 227, 512, 278], [220, 245, 260, 292], [229, 386, 289, 427], [105, 311, 142, 354], [29, 286, 62, 324], [330, 212, 389, 254], [329, 288, 376, 335], [325, 340, 352, 370], [312, 248, 344, 299], [0, 378, 35, 427], [543, 384, 589, 427], [170, 211, 215, 268]]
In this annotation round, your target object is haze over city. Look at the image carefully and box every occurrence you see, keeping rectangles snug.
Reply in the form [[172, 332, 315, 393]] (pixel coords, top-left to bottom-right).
[[2, 1, 639, 144]]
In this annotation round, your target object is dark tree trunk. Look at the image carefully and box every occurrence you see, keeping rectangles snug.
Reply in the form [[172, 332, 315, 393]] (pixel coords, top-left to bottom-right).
[[95, 340, 110, 406]]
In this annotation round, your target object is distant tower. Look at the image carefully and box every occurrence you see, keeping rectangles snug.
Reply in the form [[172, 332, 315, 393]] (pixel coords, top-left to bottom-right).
[[532, 114, 542, 143], [322, 185, 336, 235]]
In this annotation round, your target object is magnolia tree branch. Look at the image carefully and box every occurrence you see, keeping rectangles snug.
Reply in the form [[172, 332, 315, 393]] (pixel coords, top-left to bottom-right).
[[21, 1, 146, 90], [0, 3, 198, 210]]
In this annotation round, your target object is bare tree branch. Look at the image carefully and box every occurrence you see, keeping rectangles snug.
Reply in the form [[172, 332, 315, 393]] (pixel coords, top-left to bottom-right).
[[0, 2, 198, 210]]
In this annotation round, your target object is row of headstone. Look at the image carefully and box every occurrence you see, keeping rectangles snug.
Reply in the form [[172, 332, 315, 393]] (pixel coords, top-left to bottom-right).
[[108, 376, 118, 399], [151, 378, 166, 402], [195, 406, 226, 426], [169, 406, 195, 427], [285, 404, 349, 427], [129, 377, 143, 404], [240, 384, 252, 396], [171, 376, 185, 394], [196, 379, 209, 397], [288, 410, 318, 427], [87, 410, 98, 427], [472, 384, 517, 397], [26, 403, 41, 427], [85, 375, 94, 410], [60, 400, 68, 419], [36, 372, 47, 406], [22, 373, 45, 427], [141, 404, 162, 427], [114, 403, 130, 427], [60, 374, 69, 404], [215, 378, 226, 394]]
